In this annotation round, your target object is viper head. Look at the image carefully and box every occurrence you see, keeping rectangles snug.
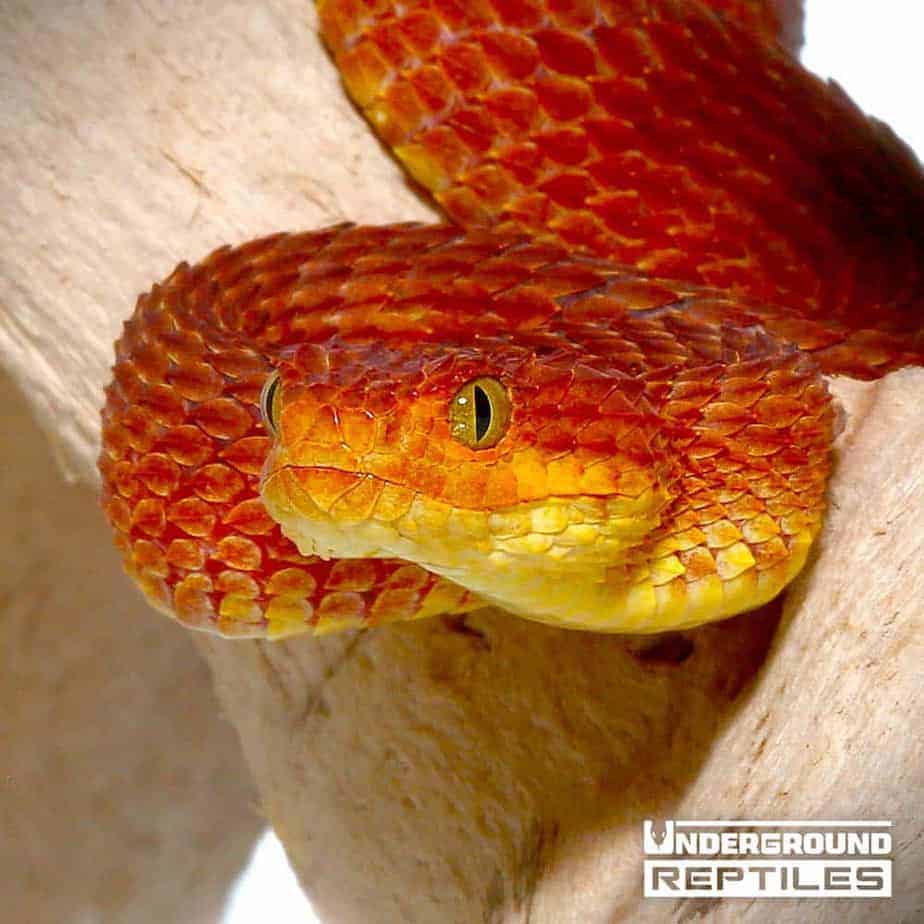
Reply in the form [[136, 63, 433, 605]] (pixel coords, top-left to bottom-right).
[[260, 333, 678, 628]]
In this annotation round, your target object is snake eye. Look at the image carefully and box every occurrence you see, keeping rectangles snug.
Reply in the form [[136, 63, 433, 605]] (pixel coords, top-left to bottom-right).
[[449, 377, 511, 450], [260, 371, 282, 437]]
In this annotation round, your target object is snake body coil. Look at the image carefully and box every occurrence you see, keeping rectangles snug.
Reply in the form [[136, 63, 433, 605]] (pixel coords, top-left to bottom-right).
[[100, 0, 924, 638]]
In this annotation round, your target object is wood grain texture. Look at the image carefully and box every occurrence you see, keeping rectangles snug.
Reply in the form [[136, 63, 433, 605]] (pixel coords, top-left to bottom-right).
[[0, 1, 921, 922], [0, 368, 263, 923]]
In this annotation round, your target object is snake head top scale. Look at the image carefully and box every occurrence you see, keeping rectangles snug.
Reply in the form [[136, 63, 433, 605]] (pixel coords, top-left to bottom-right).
[[100, 0, 923, 638]]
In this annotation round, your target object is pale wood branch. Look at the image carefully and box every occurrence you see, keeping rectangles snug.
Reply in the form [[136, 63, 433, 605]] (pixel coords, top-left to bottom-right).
[[0, 367, 263, 923]]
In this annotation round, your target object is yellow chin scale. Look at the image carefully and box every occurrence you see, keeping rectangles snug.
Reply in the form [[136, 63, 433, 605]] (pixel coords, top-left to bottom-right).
[[261, 461, 821, 634]]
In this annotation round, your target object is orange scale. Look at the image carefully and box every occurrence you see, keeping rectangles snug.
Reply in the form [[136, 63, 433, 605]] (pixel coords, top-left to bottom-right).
[[369, 20, 417, 71], [764, 492, 802, 518], [263, 535, 311, 565], [701, 519, 742, 550], [219, 436, 270, 476], [478, 30, 539, 81], [770, 454, 810, 478], [678, 546, 718, 580], [439, 40, 492, 94], [410, 64, 457, 114], [111, 362, 143, 404], [159, 425, 214, 467], [754, 394, 811, 429], [224, 376, 264, 407], [213, 536, 263, 572], [738, 425, 789, 456], [462, 164, 518, 209], [316, 591, 366, 622], [266, 567, 317, 597], [483, 86, 540, 134], [339, 40, 393, 105], [723, 494, 766, 520], [132, 341, 169, 384], [165, 538, 206, 571], [533, 27, 598, 77], [136, 383, 186, 428], [133, 453, 181, 497], [326, 559, 379, 592], [132, 539, 169, 577], [369, 587, 421, 622], [173, 574, 216, 626], [719, 378, 770, 408], [112, 460, 142, 499], [223, 498, 276, 536], [106, 496, 132, 533], [121, 408, 160, 454], [494, 286, 558, 328], [406, 459, 448, 497], [781, 510, 819, 537], [645, 249, 706, 282], [329, 475, 384, 522], [303, 468, 369, 514], [216, 570, 261, 598], [442, 465, 490, 508], [338, 408, 377, 454], [482, 466, 520, 507], [192, 463, 245, 504], [385, 564, 431, 592], [397, 9, 443, 53], [431, 0, 494, 31], [131, 498, 166, 538], [689, 503, 728, 527], [166, 360, 225, 402], [192, 398, 254, 441], [166, 497, 217, 538], [439, 185, 495, 226], [539, 171, 595, 210], [490, 0, 544, 29], [687, 440, 726, 461], [594, 23, 655, 75], [549, 210, 608, 253], [139, 573, 172, 612], [546, 0, 596, 28], [536, 420, 577, 454]]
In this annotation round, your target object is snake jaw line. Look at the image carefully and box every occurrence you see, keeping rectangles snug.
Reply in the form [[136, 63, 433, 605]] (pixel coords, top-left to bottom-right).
[[263, 460, 751, 633]]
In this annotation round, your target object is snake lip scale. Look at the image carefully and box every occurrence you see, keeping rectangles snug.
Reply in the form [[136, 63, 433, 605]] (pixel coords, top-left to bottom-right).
[[100, 0, 924, 639]]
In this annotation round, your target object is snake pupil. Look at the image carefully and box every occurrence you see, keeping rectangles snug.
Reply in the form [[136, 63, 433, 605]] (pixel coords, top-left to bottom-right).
[[474, 384, 491, 442], [449, 377, 511, 450]]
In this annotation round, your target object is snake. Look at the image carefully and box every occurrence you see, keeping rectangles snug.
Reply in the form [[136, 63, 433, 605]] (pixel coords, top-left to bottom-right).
[[100, 0, 924, 639]]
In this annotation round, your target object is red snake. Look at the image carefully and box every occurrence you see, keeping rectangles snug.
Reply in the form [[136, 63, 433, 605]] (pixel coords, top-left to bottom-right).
[[100, 0, 924, 638]]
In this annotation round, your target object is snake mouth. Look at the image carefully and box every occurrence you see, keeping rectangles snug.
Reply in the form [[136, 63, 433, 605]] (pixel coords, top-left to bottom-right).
[[260, 462, 724, 633], [262, 461, 669, 571]]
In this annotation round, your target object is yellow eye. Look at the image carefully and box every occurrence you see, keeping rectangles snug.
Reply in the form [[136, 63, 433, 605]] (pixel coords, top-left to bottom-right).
[[449, 377, 511, 450], [260, 371, 282, 437]]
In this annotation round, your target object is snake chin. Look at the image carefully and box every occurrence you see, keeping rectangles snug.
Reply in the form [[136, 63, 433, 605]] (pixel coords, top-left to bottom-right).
[[260, 463, 715, 632]]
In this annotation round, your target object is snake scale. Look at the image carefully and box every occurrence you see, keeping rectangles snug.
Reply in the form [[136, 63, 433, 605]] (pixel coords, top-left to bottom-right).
[[100, 0, 924, 638]]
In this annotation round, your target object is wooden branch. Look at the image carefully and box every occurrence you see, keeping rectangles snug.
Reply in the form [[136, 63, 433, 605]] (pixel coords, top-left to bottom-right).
[[0, 368, 263, 922], [1, 2, 920, 923]]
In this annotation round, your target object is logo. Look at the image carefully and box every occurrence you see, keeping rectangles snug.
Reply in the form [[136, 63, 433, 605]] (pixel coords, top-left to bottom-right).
[[644, 820, 675, 854], [643, 820, 892, 898]]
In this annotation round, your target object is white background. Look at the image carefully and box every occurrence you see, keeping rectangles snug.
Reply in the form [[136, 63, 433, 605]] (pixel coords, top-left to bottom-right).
[[223, 2, 924, 920]]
